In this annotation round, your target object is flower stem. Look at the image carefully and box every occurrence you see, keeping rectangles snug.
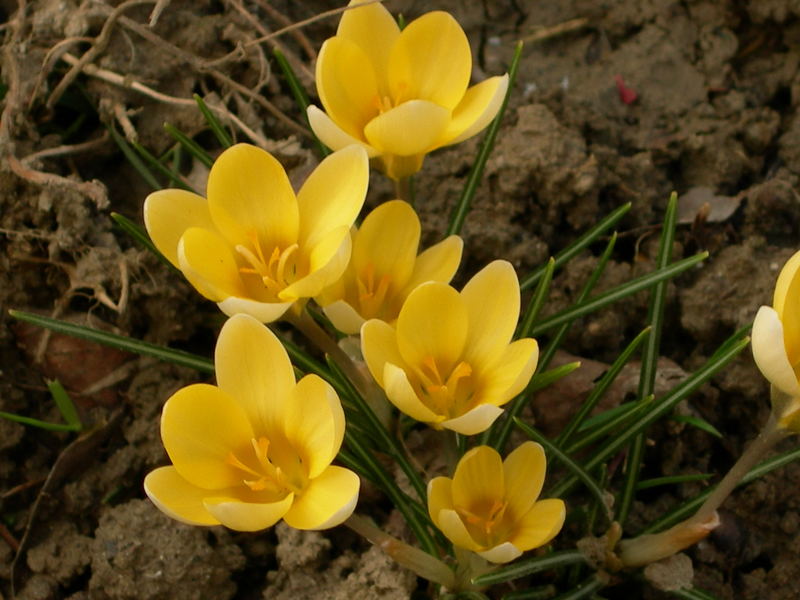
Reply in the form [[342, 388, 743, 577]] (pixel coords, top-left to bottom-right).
[[344, 513, 456, 588], [617, 409, 788, 567], [394, 176, 415, 205]]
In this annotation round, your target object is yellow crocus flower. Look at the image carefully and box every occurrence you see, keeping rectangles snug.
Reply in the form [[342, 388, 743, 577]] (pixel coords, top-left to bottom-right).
[[308, 0, 509, 180], [144, 314, 360, 531], [316, 199, 463, 334], [752, 249, 800, 430], [144, 144, 368, 322], [428, 443, 565, 563], [361, 260, 538, 434]]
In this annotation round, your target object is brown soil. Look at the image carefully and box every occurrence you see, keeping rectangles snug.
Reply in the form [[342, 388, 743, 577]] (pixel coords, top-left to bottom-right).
[[2, 0, 800, 598]]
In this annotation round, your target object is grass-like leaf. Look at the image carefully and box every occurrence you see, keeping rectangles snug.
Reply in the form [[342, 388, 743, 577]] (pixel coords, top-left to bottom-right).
[[108, 125, 160, 190], [110, 212, 177, 272], [641, 445, 800, 534], [515, 419, 611, 522], [520, 203, 631, 291], [529, 252, 708, 336], [0, 380, 82, 432], [564, 397, 653, 454], [557, 327, 651, 447], [131, 140, 195, 192], [194, 94, 233, 148], [8, 310, 213, 373], [669, 587, 719, 600], [447, 41, 523, 236], [472, 550, 585, 586], [518, 257, 555, 339], [551, 334, 749, 498], [635, 473, 713, 491], [164, 123, 214, 168], [671, 414, 723, 438], [618, 192, 678, 524]]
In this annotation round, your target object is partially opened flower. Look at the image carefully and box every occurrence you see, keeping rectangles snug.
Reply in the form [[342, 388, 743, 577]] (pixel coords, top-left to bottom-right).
[[144, 314, 360, 531], [316, 199, 462, 334], [428, 443, 565, 563], [752, 249, 800, 431], [144, 144, 368, 322], [361, 260, 538, 434], [308, 0, 509, 180]]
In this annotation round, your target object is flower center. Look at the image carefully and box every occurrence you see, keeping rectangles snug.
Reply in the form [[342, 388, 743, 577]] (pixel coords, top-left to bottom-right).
[[356, 264, 392, 319], [226, 436, 304, 496], [417, 355, 474, 417], [372, 82, 410, 115], [456, 498, 509, 547], [235, 230, 298, 295]]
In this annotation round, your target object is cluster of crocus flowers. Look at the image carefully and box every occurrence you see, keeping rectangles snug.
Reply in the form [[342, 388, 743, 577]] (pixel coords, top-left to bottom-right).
[[361, 260, 539, 434], [144, 314, 360, 531], [316, 200, 463, 334], [428, 442, 565, 563], [752, 249, 800, 431], [308, 0, 509, 180], [144, 143, 368, 323]]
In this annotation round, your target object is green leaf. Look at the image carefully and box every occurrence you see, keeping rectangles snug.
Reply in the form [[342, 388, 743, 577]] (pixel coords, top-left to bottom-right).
[[636, 473, 713, 491], [8, 310, 213, 373], [447, 41, 523, 236], [272, 48, 330, 158], [194, 94, 233, 148], [110, 212, 177, 272], [619, 192, 678, 524], [473, 550, 585, 586], [108, 125, 161, 190], [517, 257, 555, 339], [515, 419, 610, 522], [520, 203, 631, 291], [0, 380, 82, 432], [565, 397, 653, 454], [671, 414, 723, 438], [557, 327, 651, 448], [550, 335, 749, 498], [642, 445, 800, 534], [164, 123, 214, 168], [530, 252, 708, 337], [669, 587, 719, 600], [47, 380, 82, 429]]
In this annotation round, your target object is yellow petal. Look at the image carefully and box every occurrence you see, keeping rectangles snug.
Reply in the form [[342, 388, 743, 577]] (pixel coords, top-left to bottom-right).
[[315, 36, 379, 139], [451, 446, 505, 514], [773, 249, 800, 365], [477, 338, 539, 406], [364, 100, 450, 156], [378, 153, 425, 180], [461, 260, 521, 367], [207, 144, 299, 251], [443, 75, 509, 146], [280, 225, 351, 301], [478, 542, 523, 564], [426, 477, 454, 525], [337, 0, 399, 96], [440, 404, 504, 435], [353, 200, 421, 294], [203, 493, 294, 532], [161, 383, 254, 489], [144, 466, 219, 526], [283, 465, 360, 530], [307, 106, 379, 156], [435, 508, 482, 551], [322, 300, 365, 336], [503, 442, 546, 520], [217, 296, 294, 323], [752, 306, 800, 397], [508, 499, 566, 551], [384, 362, 442, 423], [388, 11, 471, 110], [297, 145, 368, 249], [178, 227, 246, 301], [215, 314, 296, 437], [143, 189, 214, 268], [402, 235, 463, 295], [282, 374, 345, 479], [396, 282, 468, 376], [361, 319, 404, 386]]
